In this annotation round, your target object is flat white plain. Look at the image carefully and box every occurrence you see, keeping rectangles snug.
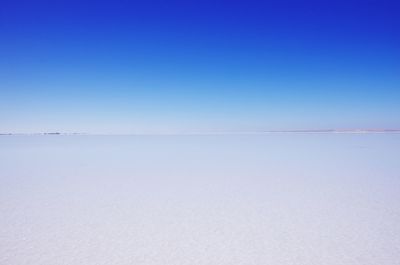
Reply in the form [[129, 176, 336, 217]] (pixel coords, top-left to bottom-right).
[[1, 134, 399, 265]]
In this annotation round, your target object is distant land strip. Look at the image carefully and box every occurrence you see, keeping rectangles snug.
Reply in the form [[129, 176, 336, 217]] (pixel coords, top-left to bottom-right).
[[1, 129, 400, 136]]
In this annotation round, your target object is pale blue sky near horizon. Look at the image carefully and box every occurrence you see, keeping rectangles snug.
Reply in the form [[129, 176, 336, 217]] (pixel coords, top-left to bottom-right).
[[1, 0, 399, 133]]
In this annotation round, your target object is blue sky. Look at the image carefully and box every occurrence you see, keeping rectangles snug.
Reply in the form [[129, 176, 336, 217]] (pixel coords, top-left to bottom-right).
[[1, 0, 399, 133]]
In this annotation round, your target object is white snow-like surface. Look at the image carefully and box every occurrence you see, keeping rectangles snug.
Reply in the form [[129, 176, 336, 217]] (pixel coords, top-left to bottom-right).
[[1, 134, 400, 264]]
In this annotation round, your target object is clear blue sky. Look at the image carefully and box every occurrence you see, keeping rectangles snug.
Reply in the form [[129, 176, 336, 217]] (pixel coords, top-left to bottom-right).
[[1, 0, 399, 133]]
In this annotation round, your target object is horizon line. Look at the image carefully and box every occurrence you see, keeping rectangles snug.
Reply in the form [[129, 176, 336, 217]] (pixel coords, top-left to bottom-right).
[[2, 129, 400, 136]]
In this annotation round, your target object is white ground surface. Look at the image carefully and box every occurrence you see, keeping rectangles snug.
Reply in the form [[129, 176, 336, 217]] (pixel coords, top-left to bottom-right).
[[1, 134, 400, 265]]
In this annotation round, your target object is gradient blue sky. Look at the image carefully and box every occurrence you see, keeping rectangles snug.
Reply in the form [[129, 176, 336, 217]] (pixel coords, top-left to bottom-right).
[[1, 0, 399, 133]]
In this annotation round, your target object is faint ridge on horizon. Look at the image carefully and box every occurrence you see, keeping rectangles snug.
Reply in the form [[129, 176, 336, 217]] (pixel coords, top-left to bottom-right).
[[1, 129, 400, 136]]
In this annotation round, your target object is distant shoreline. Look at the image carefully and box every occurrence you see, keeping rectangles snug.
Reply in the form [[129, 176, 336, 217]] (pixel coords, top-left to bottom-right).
[[1, 130, 400, 136]]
